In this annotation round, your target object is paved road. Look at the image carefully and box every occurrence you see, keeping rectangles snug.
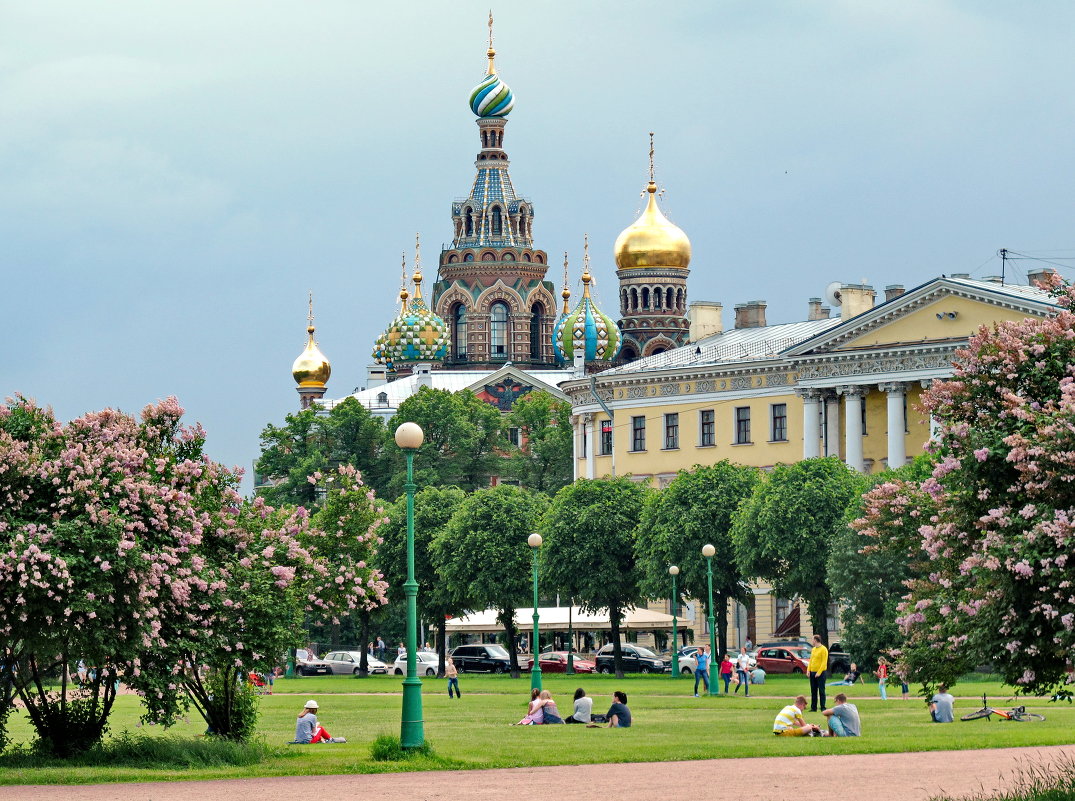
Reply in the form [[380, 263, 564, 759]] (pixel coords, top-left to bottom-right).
[[10, 744, 1075, 801]]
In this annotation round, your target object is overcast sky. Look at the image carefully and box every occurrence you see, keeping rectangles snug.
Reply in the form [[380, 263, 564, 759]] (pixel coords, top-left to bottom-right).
[[3, 1, 1074, 492]]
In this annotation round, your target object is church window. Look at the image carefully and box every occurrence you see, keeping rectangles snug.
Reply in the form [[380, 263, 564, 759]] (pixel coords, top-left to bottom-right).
[[464, 252, 475, 262], [523, 252, 532, 262], [492, 207, 503, 236], [377, 392, 388, 407], [630, 288, 638, 311], [653, 288, 662, 309], [447, 254, 459, 264], [452, 304, 467, 360], [529, 302, 545, 360], [641, 287, 650, 309], [491, 302, 509, 360], [465, 209, 474, 236], [534, 254, 543, 264], [666, 287, 675, 309]]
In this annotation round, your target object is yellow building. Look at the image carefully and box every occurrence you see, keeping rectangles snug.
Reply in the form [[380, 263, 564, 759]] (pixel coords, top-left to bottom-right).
[[563, 269, 1061, 651]]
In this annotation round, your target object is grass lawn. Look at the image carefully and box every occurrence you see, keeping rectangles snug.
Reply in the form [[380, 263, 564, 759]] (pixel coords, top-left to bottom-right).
[[2, 673, 1072, 785]]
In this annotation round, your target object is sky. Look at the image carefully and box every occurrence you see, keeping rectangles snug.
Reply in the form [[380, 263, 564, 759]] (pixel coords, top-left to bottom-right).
[[3, 1, 1074, 492]]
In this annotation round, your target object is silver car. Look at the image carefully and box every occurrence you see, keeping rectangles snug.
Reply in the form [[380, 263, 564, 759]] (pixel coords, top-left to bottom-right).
[[322, 650, 389, 675]]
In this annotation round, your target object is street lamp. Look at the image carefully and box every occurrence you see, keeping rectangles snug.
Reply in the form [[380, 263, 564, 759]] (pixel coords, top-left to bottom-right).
[[668, 565, 680, 677], [702, 543, 718, 696], [395, 421, 425, 748], [528, 532, 543, 691]]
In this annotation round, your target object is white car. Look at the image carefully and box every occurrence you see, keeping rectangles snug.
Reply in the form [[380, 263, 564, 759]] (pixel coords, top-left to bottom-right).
[[322, 650, 389, 675], [393, 651, 441, 677]]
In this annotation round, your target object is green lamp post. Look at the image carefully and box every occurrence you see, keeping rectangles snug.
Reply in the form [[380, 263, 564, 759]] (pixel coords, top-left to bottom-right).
[[396, 421, 425, 748], [702, 543, 718, 696], [528, 532, 543, 692], [669, 565, 680, 677]]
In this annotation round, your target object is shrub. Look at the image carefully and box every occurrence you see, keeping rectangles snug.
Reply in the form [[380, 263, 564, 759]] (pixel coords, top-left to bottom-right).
[[369, 734, 434, 761]]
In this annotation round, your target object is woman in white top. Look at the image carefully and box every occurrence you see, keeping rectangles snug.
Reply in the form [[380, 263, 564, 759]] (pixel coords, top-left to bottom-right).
[[566, 687, 593, 724]]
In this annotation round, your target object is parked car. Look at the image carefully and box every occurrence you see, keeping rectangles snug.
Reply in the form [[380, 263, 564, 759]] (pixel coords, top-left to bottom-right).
[[322, 650, 389, 675], [594, 643, 667, 674], [392, 651, 441, 677], [827, 642, 852, 674], [296, 657, 333, 676], [754, 645, 810, 674], [449, 643, 514, 673], [755, 639, 814, 651], [525, 651, 596, 673], [676, 646, 755, 675]]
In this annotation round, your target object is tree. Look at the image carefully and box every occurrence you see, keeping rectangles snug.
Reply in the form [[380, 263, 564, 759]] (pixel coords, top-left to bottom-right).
[[387, 387, 506, 497], [540, 477, 649, 678], [380, 486, 468, 675], [503, 391, 573, 494], [827, 456, 936, 673], [731, 457, 866, 645], [431, 485, 548, 677], [636, 462, 759, 658], [255, 397, 388, 506], [871, 278, 1075, 694]]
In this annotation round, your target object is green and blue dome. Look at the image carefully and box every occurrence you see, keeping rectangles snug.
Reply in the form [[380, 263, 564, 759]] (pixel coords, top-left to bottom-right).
[[553, 266, 621, 363], [469, 70, 514, 118], [372, 266, 449, 366]]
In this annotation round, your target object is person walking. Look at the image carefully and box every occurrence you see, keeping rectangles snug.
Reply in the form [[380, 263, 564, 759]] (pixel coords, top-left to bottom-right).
[[445, 656, 460, 699], [876, 656, 889, 701], [735, 647, 751, 696], [719, 654, 734, 694], [693, 645, 711, 697], [807, 634, 828, 712]]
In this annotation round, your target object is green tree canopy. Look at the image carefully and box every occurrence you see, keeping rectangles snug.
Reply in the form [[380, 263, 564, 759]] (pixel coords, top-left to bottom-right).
[[387, 387, 505, 497], [431, 485, 549, 677], [636, 462, 759, 657], [540, 477, 649, 678], [731, 457, 866, 645], [503, 390, 573, 494]]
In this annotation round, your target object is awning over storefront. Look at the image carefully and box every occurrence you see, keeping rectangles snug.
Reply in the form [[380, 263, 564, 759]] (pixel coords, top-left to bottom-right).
[[443, 606, 688, 634], [772, 605, 801, 638]]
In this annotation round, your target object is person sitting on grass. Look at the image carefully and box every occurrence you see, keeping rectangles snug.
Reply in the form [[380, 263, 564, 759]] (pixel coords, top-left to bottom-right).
[[539, 689, 565, 723], [827, 662, 864, 686], [514, 688, 546, 725], [751, 665, 766, 685], [930, 685, 955, 723], [773, 695, 821, 737], [821, 693, 860, 737], [590, 690, 632, 728], [566, 687, 593, 724], [293, 699, 340, 743]]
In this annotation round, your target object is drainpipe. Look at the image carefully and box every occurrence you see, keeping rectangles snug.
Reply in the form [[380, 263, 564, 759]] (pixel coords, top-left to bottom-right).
[[589, 376, 615, 477]]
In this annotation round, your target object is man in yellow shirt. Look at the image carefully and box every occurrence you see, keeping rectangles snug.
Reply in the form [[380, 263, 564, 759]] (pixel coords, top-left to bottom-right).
[[808, 635, 829, 712], [772, 695, 821, 736]]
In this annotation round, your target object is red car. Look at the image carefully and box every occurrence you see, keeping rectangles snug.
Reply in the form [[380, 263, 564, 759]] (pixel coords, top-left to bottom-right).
[[526, 651, 596, 673], [754, 646, 811, 674]]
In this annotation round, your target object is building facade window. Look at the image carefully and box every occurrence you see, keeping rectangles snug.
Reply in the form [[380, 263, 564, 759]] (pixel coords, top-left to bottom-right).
[[734, 406, 751, 444], [452, 304, 467, 359], [770, 403, 788, 442], [490, 302, 509, 359], [529, 302, 544, 360], [600, 420, 613, 455], [631, 416, 646, 452], [664, 413, 679, 449], [699, 409, 715, 447], [775, 597, 792, 626], [508, 427, 521, 447]]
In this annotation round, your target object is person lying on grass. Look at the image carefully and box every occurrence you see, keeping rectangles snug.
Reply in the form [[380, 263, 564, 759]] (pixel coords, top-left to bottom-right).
[[293, 699, 344, 743], [821, 693, 860, 737], [773, 695, 821, 737]]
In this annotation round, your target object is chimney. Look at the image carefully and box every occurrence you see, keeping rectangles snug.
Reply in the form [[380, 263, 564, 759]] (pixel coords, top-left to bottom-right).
[[688, 301, 723, 341], [884, 284, 905, 302], [807, 297, 829, 321], [982, 275, 1004, 284], [1027, 267, 1057, 287], [734, 300, 767, 329], [839, 284, 875, 321], [414, 363, 433, 389]]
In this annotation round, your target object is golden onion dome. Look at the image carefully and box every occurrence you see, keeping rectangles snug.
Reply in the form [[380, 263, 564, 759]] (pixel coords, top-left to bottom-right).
[[613, 181, 692, 271], [292, 325, 331, 387]]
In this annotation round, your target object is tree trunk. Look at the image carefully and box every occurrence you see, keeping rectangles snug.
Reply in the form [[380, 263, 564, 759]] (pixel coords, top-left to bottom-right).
[[808, 597, 829, 646], [437, 618, 448, 678], [609, 605, 624, 679], [501, 608, 520, 678], [359, 609, 370, 676]]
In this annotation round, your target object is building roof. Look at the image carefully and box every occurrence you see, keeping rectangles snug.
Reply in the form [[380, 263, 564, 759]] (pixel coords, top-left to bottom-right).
[[598, 317, 843, 377]]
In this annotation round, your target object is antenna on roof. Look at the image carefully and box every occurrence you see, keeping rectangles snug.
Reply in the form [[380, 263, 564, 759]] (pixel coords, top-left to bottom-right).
[[999, 247, 1008, 285]]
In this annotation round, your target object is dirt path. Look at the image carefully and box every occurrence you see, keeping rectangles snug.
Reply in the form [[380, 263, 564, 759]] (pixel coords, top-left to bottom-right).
[[11, 744, 1075, 801]]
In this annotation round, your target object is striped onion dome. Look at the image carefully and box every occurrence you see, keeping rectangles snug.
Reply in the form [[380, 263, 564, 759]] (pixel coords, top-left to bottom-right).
[[469, 48, 514, 118], [553, 263, 620, 363]]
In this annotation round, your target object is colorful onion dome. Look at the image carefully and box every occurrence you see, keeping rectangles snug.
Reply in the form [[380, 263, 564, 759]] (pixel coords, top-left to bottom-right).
[[293, 293, 331, 387], [554, 238, 621, 363], [614, 134, 691, 271], [469, 16, 514, 118], [372, 243, 449, 365]]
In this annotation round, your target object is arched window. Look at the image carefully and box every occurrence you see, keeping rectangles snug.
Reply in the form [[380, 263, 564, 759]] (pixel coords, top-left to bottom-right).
[[653, 287, 662, 309], [630, 287, 639, 311], [530, 302, 545, 360], [490, 302, 509, 360], [621, 346, 638, 363], [452, 304, 467, 360], [502, 252, 515, 261], [621, 289, 628, 313], [464, 252, 475, 262], [523, 252, 532, 262], [534, 254, 544, 264], [641, 287, 650, 309], [492, 207, 503, 236], [482, 251, 497, 261], [447, 253, 459, 264], [377, 392, 388, 406], [666, 287, 675, 309], [465, 209, 474, 236]]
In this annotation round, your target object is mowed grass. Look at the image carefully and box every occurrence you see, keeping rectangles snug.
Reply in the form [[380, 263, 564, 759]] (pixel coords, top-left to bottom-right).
[[2, 673, 1072, 785]]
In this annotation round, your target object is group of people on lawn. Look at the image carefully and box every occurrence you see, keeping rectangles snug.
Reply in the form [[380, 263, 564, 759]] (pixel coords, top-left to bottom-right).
[[515, 687, 631, 727]]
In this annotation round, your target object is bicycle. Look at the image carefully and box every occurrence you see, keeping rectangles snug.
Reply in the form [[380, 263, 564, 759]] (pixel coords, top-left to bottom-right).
[[960, 694, 1046, 722]]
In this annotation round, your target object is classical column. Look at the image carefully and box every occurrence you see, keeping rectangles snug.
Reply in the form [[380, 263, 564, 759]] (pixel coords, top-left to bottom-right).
[[584, 414, 596, 480], [824, 393, 841, 457], [839, 385, 867, 472], [798, 388, 822, 459], [880, 382, 908, 468]]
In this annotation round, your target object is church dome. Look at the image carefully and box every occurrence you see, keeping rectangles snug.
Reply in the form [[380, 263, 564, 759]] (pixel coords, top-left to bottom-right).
[[469, 70, 514, 118], [553, 251, 620, 363], [373, 253, 449, 365], [614, 181, 692, 271], [293, 325, 331, 388]]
